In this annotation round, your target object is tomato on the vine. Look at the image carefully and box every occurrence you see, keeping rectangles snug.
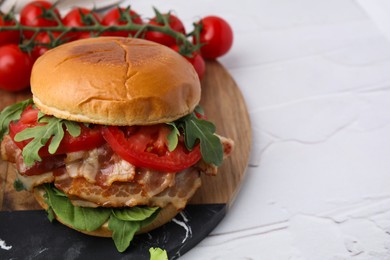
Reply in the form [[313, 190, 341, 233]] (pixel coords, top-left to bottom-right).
[[102, 8, 143, 37], [0, 15, 20, 46], [0, 44, 33, 92], [194, 16, 233, 59], [31, 32, 63, 61], [62, 8, 101, 40], [31, 37, 49, 61], [20, 1, 61, 39], [171, 45, 205, 80], [145, 14, 185, 46], [187, 52, 206, 80], [101, 125, 202, 172]]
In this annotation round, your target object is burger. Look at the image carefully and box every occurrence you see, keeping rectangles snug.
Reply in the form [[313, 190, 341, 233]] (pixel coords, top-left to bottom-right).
[[0, 37, 233, 252]]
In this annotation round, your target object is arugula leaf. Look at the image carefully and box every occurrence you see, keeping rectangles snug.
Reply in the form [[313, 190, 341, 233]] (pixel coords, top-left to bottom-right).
[[13, 179, 26, 191], [43, 184, 161, 252], [44, 184, 111, 232], [109, 207, 160, 252], [42, 191, 56, 222], [175, 110, 223, 166], [167, 106, 223, 166], [194, 106, 204, 116], [37, 111, 45, 121], [46, 207, 56, 222], [51, 186, 68, 197], [0, 99, 82, 166], [0, 99, 33, 141], [112, 207, 159, 221], [149, 247, 168, 260], [166, 122, 180, 152], [108, 214, 141, 253], [64, 120, 81, 137], [14, 116, 81, 166], [139, 209, 161, 228]]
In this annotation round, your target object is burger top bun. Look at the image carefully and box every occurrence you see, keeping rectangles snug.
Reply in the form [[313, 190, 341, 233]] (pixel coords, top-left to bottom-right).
[[31, 37, 201, 126]]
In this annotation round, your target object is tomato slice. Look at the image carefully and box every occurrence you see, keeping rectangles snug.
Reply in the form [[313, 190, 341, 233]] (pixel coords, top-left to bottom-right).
[[9, 106, 105, 157], [101, 125, 202, 172]]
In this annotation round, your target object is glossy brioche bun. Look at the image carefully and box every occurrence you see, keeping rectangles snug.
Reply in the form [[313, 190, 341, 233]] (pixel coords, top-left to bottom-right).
[[30, 37, 201, 126], [33, 186, 180, 237]]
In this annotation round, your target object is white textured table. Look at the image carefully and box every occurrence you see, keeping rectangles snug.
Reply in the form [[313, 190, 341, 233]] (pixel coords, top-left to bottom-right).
[[125, 1, 390, 259], [4, 0, 390, 259]]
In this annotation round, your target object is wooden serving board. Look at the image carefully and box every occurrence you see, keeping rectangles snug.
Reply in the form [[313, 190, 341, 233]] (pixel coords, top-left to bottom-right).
[[0, 61, 251, 259]]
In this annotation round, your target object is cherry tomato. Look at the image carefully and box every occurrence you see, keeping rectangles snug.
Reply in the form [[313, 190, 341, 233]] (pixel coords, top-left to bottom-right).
[[188, 52, 206, 80], [20, 1, 61, 39], [31, 33, 50, 61], [31, 32, 62, 61], [171, 45, 205, 80], [0, 44, 33, 92], [194, 16, 233, 59], [145, 14, 185, 46], [0, 15, 20, 45], [101, 7, 143, 37], [101, 125, 202, 172], [62, 8, 100, 40], [9, 106, 106, 157]]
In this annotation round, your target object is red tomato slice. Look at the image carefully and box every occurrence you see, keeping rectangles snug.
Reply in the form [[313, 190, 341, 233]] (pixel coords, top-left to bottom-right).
[[101, 125, 202, 172], [9, 106, 105, 157]]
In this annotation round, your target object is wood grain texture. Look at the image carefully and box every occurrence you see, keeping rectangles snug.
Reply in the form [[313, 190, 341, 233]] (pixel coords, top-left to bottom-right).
[[0, 61, 251, 211], [190, 61, 251, 207]]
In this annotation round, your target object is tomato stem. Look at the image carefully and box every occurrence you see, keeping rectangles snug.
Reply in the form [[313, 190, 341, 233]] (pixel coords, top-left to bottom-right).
[[0, 6, 201, 55]]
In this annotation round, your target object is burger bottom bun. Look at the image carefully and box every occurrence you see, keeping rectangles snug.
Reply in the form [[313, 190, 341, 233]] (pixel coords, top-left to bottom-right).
[[33, 186, 180, 238]]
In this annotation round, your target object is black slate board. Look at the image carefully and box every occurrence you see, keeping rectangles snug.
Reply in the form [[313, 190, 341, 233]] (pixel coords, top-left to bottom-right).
[[0, 204, 226, 260]]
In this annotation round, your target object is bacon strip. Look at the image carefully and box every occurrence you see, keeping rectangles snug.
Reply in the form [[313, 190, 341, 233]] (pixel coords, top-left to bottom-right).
[[1, 134, 233, 210], [55, 168, 199, 209]]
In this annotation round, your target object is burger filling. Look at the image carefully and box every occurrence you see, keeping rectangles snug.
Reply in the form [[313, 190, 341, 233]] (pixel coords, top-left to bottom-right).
[[0, 99, 234, 251]]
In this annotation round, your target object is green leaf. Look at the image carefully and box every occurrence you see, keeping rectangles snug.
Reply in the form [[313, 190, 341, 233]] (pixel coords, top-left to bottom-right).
[[139, 209, 160, 228], [13, 179, 26, 191], [112, 207, 159, 221], [153, 7, 166, 25], [14, 116, 81, 166], [194, 105, 204, 116], [44, 184, 111, 232], [52, 186, 67, 197], [0, 99, 33, 141], [64, 120, 81, 137], [15, 124, 53, 165], [109, 207, 160, 252], [108, 214, 141, 253], [48, 121, 65, 154], [46, 206, 55, 222], [180, 113, 223, 166], [37, 111, 46, 121], [149, 247, 168, 260], [166, 123, 180, 152], [43, 185, 160, 252]]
